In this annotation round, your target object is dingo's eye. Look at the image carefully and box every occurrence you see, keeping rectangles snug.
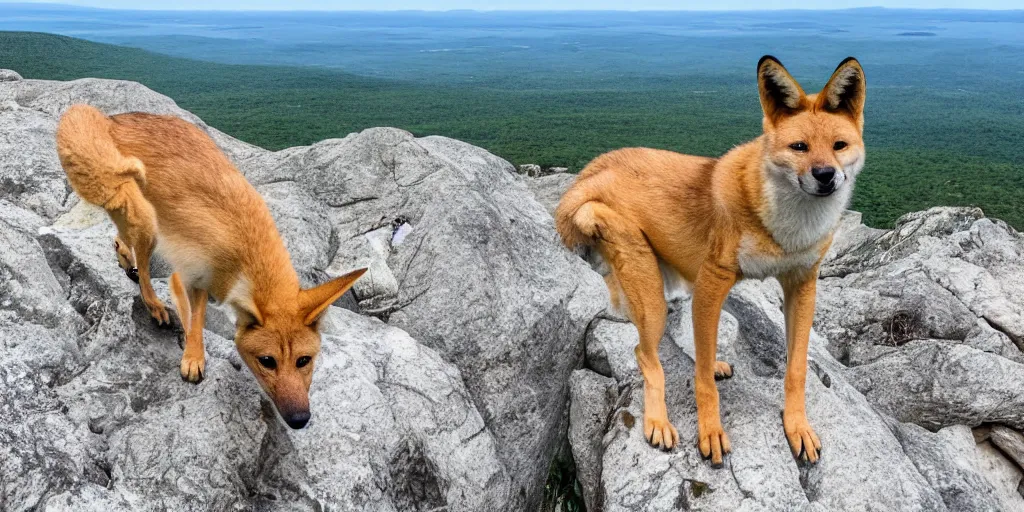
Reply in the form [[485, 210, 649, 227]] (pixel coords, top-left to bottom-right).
[[789, 142, 808, 152], [257, 356, 277, 370], [833, 141, 848, 151], [296, 356, 312, 368]]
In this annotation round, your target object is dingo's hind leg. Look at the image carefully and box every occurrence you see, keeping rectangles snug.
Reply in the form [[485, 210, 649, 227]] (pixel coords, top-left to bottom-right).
[[105, 182, 168, 325], [586, 203, 678, 450]]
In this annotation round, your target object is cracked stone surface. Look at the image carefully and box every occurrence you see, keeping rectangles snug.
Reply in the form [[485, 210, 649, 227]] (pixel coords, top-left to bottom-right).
[[234, 126, 607, 509], [0, 73, 606, 511], [568, 369, 618, 511], [2, 195, 513, 510], [5, 71, 1024, 511]]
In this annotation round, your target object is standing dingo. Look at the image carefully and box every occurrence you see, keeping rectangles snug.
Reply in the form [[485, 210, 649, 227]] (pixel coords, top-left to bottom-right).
[[555, 56, 866, 466]]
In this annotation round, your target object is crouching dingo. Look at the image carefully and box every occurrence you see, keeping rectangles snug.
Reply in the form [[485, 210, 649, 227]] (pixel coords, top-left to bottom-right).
[[555, 56, 866, 466], [56, 105, 366, 429]]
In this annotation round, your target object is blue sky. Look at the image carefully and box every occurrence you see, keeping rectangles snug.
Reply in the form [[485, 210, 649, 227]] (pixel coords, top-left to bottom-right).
[[9, 0, 1020, 9]]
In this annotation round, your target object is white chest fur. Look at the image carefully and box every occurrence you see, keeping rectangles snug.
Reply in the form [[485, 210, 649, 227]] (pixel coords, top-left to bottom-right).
[[155, 235, 214, 289], [737, 234, 822, 280]]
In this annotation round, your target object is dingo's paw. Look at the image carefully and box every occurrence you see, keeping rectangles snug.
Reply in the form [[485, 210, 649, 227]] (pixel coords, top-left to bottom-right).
[[714, 360, 733, 380], [180, 352, 205, 383], [784, 412, 822, 464], [698, 419, 731, 468], [143, 296, 170, 326], [644, 414, 679, 450], [113, 239, 139, 283]]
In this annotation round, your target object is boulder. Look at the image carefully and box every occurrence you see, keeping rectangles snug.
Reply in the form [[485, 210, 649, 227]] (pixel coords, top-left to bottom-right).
[[5, 71, 1024, 512], [2, 190, 511, 511], [894, 423, 1006, 511], [235, 128, 607, 508], [517, 163, 543, 177], [568, 369, 619, 511], [0, 69, 23, 82], [0, 74, 600, 511]]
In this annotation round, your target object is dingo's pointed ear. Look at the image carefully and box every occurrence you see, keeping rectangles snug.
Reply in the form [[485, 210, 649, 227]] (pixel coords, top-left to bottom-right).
[[757, 55, 806, 124], [230, 298, 264, 329], [225, 278, 263, 328], [818, 57, 866, 126], [298, 268, 367, 326]]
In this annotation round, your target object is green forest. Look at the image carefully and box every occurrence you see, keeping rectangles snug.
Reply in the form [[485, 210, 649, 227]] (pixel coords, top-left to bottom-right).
[[2, 31, 1022, 229]]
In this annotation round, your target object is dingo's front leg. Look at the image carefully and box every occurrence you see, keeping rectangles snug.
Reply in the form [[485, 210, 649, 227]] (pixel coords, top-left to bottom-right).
[[692, 260, 736, 467], [780, 266, 823, 464], [170, 273, 207, 383]]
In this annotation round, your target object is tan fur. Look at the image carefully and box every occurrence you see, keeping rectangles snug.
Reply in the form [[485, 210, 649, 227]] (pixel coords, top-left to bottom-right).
[[555, 56, 867, 466], [56, 105, 366, 428]]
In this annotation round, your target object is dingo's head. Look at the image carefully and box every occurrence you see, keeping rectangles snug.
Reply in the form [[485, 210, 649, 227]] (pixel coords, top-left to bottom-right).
[[231, 268, 366, 429], [757, 56, 866, 198]]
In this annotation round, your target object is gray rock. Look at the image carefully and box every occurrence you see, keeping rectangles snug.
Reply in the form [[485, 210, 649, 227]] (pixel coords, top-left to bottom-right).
[[325, 226, 400, 315], [0, 105, 71, 220], [0, 69, 22, 82], [815, 270, 977, 366], [821, 207, 1024, 355], [894, 423, 1005, 511], [586, 318, 641, 380], [258, 181, 335, 286], [517, 163, 543, 177], [568, 369, 618, 511], [236, 127, 608, 509], [989, 426, 1024, 470], [2, 74, 530, 511], [964, 319, 1024, 363], [0, 206, 84, 330], [975, 440, 1024, 509], [522, 172, 576, 217], [846, 340, 1024, 430]]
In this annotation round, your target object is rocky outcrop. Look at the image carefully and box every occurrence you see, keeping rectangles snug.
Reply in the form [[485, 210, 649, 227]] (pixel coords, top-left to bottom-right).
[[516, 164, 570, 178], [0, 69, 21, 82], [0, 72, 602, 511], [3, 70, 1024, 511], [239, 128, 607, 509], [569, 209, 1024, 511]]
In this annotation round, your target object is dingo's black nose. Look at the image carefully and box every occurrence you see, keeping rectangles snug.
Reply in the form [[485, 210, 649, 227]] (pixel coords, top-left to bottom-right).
[[811, 167, 836, 185], [126, 267, 139, 283], [284, 411, 310, 429]]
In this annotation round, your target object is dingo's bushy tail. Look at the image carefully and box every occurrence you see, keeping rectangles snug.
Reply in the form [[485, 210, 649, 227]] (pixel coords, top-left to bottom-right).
[[56, 104, 146, 207], [554, 178, 611, 250]]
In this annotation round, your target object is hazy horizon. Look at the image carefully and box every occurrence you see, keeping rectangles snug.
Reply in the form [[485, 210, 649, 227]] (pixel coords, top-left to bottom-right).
[[3, 0, 1022, 11]]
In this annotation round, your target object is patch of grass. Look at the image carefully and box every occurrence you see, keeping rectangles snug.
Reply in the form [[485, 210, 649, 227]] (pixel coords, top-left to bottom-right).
[[541, 454, 586, 512]]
